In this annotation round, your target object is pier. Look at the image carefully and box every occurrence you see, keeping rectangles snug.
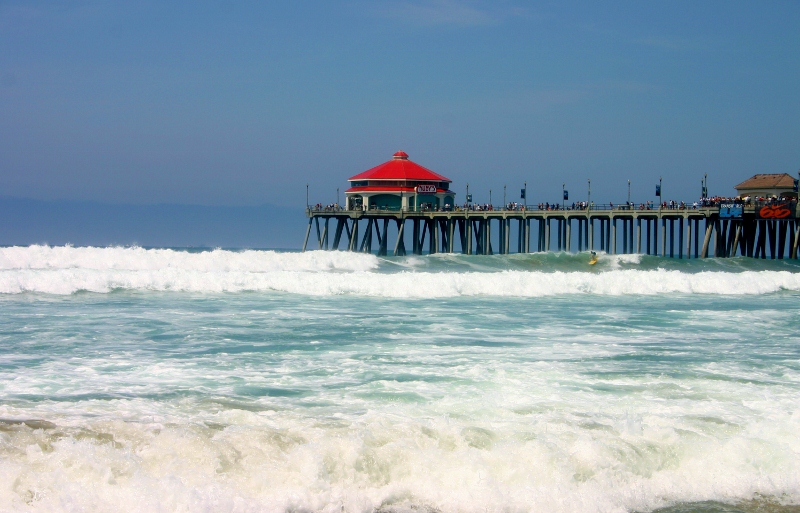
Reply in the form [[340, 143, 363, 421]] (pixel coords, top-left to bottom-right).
[[303, 204, 800, 259], [302, 151, 799, 259]]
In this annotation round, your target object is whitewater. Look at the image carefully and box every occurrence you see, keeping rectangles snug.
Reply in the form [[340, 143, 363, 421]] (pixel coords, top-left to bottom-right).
[[2, 245, 800, 296], [1, 245, 799, 513]]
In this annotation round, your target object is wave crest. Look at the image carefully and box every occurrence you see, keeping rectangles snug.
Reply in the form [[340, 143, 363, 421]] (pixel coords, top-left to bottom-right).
[[0, 245, 379, 272], [1, 246, 799, 296]]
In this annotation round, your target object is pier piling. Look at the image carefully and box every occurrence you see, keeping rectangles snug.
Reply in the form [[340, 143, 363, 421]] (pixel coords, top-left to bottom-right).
[[304, 202, 799, 260]]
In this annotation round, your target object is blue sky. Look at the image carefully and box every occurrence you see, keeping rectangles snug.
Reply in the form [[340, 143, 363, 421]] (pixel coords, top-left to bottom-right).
[[2, 0, 799, 209]]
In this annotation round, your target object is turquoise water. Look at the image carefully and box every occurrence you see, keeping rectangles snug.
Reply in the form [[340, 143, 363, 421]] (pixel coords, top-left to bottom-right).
[[1, 246, 799, 512]]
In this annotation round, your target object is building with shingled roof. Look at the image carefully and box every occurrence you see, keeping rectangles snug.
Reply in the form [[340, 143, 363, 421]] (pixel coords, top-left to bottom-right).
[[734, 173, 798, 199], [345, 151, 455, 211]]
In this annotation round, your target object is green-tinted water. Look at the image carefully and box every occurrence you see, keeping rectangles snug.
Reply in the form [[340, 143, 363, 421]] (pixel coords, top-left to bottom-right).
[[1, 246, 799, 512]]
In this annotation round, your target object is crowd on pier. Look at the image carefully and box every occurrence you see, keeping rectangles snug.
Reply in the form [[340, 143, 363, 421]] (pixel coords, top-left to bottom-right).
[[312, 203, 344, 211], [698, 196, 790, 206], [310, 196, 795, 213]]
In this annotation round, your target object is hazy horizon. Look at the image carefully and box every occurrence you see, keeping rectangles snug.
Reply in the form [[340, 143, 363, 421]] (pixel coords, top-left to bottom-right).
[[0, 196, 307, 248]]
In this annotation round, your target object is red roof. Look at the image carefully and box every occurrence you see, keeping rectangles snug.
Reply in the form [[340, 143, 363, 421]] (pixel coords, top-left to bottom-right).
[[348, 151, 451, 182]]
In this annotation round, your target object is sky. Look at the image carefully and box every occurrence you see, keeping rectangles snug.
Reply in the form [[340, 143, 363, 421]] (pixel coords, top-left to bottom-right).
[[2, 0, 800, 213]]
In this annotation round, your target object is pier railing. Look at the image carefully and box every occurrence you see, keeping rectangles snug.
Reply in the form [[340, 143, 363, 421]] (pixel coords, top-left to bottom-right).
[[308, 200, 794, 214], [309, 204, 735, 214]]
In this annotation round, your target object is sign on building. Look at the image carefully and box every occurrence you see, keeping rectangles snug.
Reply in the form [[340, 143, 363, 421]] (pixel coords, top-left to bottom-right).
[[719, 204, 743, 219], [757, 202, 796, 219], [416, 184, 437, 194]]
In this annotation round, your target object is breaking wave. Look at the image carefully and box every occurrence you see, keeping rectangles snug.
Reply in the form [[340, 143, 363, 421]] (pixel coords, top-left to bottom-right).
[[1, 245, 800, 296], [1, 408, 799, 513]]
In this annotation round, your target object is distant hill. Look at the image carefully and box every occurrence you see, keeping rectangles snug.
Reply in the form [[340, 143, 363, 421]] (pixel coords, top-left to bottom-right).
[[0, 197, 307, 249]]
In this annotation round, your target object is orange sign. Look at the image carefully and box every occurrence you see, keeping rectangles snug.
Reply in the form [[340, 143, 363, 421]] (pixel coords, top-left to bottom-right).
[[758, 204, 793, 219]]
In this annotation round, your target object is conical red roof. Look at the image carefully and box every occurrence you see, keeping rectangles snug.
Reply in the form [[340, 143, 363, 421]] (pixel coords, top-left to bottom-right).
[[348, 151, 451, 182]]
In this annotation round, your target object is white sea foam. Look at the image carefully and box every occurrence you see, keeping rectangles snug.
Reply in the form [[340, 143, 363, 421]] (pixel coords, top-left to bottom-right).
[[2, 245, 799, 511], [602, 251, 642, 268], [0, 245, 379, 272], [1, 245, 799, 296], [0, 406, 798, 513]]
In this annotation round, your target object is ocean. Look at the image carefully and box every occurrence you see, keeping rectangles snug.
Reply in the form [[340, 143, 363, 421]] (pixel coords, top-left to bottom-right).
[[1, 245, 799, 513]]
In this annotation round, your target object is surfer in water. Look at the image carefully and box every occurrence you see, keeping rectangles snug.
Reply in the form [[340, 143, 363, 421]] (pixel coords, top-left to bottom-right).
[[589, 251, 598, 265]]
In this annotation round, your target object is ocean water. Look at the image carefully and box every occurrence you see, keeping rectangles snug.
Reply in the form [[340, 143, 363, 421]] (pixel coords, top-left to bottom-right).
[[1, 245, 799, 513]]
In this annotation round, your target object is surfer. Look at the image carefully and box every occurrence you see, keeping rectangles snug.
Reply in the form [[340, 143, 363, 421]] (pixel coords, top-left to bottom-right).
[[589, 251, 598, 265]]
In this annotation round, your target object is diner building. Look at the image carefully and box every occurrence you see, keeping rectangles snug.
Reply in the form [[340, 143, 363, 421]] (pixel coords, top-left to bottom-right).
[[734, 173, 798, 199], [345, 151, 455, 211]]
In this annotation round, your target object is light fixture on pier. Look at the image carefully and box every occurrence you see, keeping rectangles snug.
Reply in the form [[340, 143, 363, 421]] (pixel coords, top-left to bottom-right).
[[657, 177, 662, 212], [522, 181, 527, 209], [588, 179, 591, 209]]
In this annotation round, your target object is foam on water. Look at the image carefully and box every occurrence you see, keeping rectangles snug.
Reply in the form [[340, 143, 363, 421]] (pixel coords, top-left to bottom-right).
[[0, 245, 379, 272], [1, 246, 799, 512], [1, 246, 800, 296], [0, 404, 798, 513]]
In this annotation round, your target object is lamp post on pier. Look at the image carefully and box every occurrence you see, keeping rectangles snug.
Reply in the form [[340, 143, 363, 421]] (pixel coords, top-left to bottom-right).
[[588, 179, 591, 209], [703, 173, 708, 199], [797, 170, 800, 199], [466, 183, 470, 208], [503, 185, 507, 209], [658, 177, 663, 212], [524, 181, 527, 209], [336, 188, 339, 208], [562, 183, 565, 209], [628, 180, 631, 206], [306, 184, 309, 209], [489, 189, 492, 207]]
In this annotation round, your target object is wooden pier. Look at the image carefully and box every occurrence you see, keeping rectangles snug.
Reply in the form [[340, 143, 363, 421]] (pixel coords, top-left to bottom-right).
[[303, 203, 800, 259]]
